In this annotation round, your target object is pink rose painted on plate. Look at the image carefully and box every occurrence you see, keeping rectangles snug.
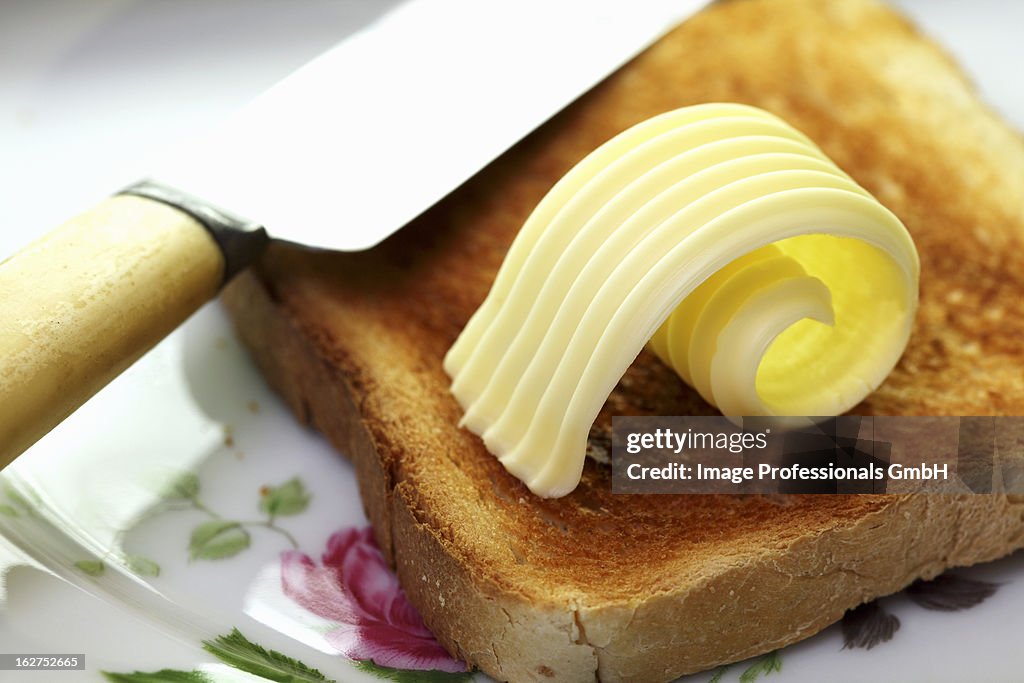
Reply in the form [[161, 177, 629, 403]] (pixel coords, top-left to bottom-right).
[[281, 526, 466, 673]]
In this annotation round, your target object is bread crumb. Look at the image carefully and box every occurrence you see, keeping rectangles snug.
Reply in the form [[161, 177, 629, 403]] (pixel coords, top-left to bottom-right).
[[247, 400, 260, 413], [223, 424, 235, 448]]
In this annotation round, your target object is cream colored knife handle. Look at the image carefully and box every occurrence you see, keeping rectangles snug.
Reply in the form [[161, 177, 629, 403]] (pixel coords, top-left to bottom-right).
[[0, 194, 229, 467]]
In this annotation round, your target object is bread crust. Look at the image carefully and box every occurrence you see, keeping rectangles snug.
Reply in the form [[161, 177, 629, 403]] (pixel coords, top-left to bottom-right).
[[222, 0, 1024, 680], [225, 269, 1024, 681]]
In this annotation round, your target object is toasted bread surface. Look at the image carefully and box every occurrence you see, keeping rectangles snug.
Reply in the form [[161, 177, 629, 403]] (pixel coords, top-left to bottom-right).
[[222, 0, 1024, 680]]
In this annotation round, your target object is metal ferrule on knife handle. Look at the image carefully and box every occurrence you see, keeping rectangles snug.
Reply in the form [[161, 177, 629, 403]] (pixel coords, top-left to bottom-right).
[[121, 181, 269, 282]]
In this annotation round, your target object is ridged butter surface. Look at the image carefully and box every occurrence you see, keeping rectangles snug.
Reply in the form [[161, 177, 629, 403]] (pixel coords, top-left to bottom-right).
[[445, 104, 918, 497]]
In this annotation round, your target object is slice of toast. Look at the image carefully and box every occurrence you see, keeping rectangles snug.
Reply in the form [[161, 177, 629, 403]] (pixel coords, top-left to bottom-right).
[[222, 0, 1024, 680]]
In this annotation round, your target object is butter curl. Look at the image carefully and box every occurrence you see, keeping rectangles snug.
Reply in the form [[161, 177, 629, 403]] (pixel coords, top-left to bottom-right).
[[445, 103, 919, 497]]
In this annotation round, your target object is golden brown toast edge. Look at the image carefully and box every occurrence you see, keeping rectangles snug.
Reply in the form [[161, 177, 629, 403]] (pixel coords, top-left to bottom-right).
[[222, 0, 1024, 680]]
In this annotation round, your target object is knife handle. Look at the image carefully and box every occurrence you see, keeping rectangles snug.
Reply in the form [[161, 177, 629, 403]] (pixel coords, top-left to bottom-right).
[[0, 195, 224, 467]]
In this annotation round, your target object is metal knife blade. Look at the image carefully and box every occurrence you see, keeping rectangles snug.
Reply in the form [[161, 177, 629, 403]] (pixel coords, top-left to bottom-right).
[[150, 0, 710, 251]]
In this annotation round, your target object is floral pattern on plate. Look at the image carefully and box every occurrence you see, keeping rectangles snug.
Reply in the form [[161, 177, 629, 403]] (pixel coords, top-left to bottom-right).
[[281, 526, 466, 673], [0, 305, 1019, 683]]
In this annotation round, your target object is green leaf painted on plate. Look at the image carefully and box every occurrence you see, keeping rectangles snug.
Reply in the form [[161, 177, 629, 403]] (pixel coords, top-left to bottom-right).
[[0, 503, 18, 517], [739, 651, 781, 683], [707, 665, 729, 683], [74, 560, 106, 577], [259, 477, 311, 517], [354, 660, 474, 682], [126, 554, 161, 576], [164, 472, 201, 501], [102, 669, 211, 683], [189, 520, 250, 561], [202, 627, 333, 682]]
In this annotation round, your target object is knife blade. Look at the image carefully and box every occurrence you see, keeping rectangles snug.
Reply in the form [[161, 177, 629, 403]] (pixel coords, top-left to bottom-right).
[[0, 0, 709, 465], [151, 0, 709, 251]]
